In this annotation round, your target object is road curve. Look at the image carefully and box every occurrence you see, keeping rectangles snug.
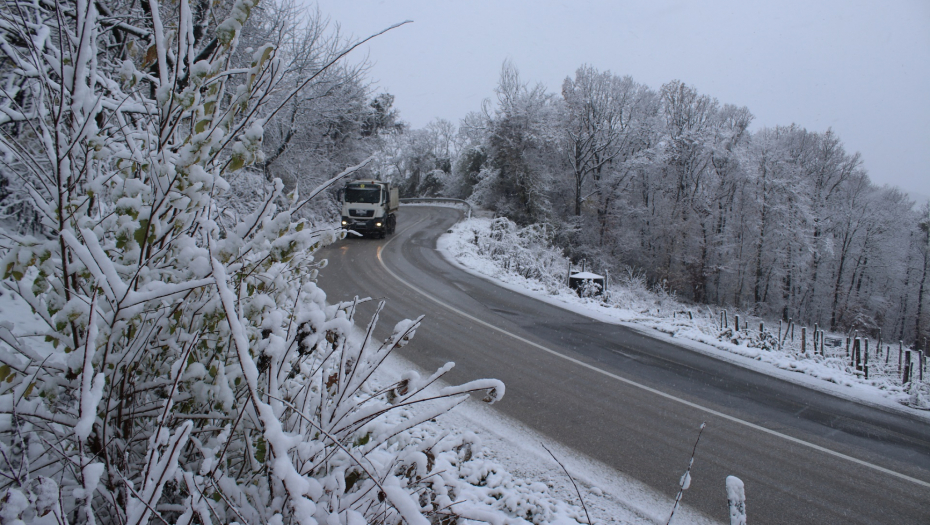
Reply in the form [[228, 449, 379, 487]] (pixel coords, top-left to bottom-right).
[[317, 205, 930, 524]]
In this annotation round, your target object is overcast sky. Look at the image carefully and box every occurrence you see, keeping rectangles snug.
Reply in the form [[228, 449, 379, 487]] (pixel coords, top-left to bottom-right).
[[310, 0, 930, 201]]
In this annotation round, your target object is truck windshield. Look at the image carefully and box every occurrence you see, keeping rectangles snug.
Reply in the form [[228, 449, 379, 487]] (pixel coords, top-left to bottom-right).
[[344, 187, 380, 204]]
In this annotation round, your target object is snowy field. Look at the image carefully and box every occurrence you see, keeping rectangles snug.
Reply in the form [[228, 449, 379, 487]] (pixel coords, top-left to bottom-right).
[[437, 215, 930, 422]]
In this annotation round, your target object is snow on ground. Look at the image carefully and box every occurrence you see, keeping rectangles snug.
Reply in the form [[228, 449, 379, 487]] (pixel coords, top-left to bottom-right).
[[436, 215, 930, 423], [373, 350, 721, 525], [0, 279, 717, 524]]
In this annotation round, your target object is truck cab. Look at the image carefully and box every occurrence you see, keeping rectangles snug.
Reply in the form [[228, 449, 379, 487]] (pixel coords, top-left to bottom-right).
[[340, 180, 398, 238]]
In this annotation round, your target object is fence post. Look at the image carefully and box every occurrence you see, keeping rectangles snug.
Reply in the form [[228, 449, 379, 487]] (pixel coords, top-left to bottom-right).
[[864, 339, 869, 379], [921, 345, 925, 383], [903, 350, 912, 386], [759, 322, 764, 334], [802, 327, 807, 354], [790, 321, 795, 341], [845, 337, 850, 358], [726, 476, 747, 525], [877, 328, 882, 357], [918, 352, 927, 381], [735, 315, 741, 334], [854, 338, 862, 371], [778, 320, 783, 351], [899, 341, 903, 375], [924, 339, 928, 379]]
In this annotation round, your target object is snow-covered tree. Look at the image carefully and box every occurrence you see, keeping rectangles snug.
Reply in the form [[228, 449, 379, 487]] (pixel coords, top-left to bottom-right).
[[0, 2, 507, 524], [467, 62, 563, 224], [431, 63, 924, 342]]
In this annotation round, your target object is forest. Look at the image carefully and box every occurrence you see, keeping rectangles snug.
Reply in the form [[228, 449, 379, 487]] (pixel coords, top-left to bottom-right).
[[374, 61, 930, 346]]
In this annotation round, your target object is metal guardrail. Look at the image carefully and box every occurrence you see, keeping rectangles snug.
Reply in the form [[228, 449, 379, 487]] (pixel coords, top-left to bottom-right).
[[399, 197, 473, 218]]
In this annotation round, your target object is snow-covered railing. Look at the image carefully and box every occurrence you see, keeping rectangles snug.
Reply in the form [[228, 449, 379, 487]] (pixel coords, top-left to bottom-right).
[[400, 197, 473, 218]]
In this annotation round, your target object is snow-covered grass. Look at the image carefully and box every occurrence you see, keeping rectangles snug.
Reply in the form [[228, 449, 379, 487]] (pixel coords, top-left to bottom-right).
[[438, 216, 930, 420]]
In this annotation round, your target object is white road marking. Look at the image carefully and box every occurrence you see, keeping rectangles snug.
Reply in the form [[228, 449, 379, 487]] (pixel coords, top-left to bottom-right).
[[377, 214, 930, 489]]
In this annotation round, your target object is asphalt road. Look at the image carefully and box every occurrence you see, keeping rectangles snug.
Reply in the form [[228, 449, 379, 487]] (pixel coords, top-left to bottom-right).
[[317, 205, 930, 524]]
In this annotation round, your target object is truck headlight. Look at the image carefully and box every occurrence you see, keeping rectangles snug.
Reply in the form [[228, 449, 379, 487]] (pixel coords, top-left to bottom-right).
[[341, 220, 347, 226], [375, 222, 382, 227]]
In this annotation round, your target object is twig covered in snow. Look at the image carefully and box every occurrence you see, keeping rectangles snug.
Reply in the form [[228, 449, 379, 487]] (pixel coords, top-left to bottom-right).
[[543, 443, 592, 525], [666, 422, 706, 525]]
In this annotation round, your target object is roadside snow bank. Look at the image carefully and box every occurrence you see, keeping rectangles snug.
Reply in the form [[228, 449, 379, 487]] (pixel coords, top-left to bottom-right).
[[437, 216, 930, 422], [371, 350, 720, 525]]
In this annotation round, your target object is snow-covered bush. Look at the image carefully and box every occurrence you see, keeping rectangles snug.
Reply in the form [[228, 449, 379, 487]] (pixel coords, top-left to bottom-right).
[[473, 217, 568, 291], [0, 2, 508, 524], [718, 327, 780, 351]]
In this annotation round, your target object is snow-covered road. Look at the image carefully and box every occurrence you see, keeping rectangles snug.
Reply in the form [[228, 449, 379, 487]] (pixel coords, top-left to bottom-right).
[[318, 205, 930, 524]]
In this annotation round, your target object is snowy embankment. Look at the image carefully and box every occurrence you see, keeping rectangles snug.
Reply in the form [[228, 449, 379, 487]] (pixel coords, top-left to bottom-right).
[[0, 287, 715, 525], [437, 216, 930, 420]]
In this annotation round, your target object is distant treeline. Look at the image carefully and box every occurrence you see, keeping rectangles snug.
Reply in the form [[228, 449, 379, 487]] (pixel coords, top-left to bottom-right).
[[373, 62, 930, 345]]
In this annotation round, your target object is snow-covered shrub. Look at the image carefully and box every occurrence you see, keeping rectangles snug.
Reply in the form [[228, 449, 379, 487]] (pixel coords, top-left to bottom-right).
[[574, 279, 602, 298], [0, 2, 508, 524], [905, 381, 930, 410], [474, 217, 568, 290], [719, 327, 780, 351]]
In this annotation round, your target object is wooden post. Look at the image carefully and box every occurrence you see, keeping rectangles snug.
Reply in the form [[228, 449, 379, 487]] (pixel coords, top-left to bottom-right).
[[886, 345, 890, 365], [918, 346, 923, 381], [567, 261, 572, 286], [917, 352, 927, 381], [854, 338, 862, 371], [903, 350, 912, 385], [864, 339, 869, 379], [802, 327, 807, 354], [735, 315, 741, 334], [688, 310, 692, 320], [760, 322, 764, 333], [845, 337, 850, 358], [920, 341, 925, 382], [877, 328, 882, 357], [790, 321, 795, 341], [899, 341, 903, 374], [724, 310, 729, 329], [778, 320, 783, 351]]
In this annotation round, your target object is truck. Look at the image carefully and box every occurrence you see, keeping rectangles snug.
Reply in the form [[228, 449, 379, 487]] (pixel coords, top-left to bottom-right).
[[339, 179, 399, 238]]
